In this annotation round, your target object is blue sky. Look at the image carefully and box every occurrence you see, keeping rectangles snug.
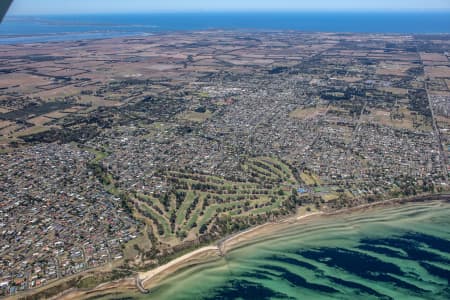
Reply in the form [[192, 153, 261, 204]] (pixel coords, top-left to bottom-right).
[[9, 0, 450, 15]]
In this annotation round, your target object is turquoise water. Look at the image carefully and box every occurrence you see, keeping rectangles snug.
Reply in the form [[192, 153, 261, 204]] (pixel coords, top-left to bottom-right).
[[1, 12, 450, 44], [124, 201, 450, 300]]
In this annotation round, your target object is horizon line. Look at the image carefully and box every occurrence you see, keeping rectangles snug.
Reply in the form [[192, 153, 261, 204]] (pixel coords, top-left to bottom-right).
[[7, 9, 450, 17]]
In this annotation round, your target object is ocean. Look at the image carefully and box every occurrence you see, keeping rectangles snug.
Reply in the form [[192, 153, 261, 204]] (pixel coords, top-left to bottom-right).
[[131, 201, 450, 300], [1, 12, 450, 44]]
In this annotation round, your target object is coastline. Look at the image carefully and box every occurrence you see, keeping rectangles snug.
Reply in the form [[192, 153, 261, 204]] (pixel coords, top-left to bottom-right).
[[137, 212, 326, 287], [21, 193, 450, 299], [139, 246, 220, 286], [136, 193, 450, 291], [134, 211, 328, 292]]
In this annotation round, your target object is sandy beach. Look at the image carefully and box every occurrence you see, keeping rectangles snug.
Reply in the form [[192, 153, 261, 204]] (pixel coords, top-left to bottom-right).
[[57, 279, 136, 300], [139, 246, 220, 286]]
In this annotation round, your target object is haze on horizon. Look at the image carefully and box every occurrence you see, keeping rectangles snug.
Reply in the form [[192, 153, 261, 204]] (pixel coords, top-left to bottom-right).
[[8, 0, 450, 15]]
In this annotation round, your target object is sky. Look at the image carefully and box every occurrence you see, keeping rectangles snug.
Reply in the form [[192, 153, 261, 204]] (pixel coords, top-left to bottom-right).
[[9, 0, 450, 15]]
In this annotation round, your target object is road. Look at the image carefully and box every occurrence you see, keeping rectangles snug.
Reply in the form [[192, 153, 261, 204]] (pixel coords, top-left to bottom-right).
[[425, 83, 448, 185]]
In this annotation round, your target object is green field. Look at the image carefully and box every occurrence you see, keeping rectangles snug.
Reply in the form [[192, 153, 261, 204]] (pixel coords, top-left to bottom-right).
[[133, 157, 301, 242]]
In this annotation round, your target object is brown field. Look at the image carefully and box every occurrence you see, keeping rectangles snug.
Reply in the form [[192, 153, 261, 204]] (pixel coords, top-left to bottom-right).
[[45, 111, 69, 119], [62, 107, 84, 113], [15, 125, 59, 138], [425, 66, 450, 78], [429, 90, 450, 97], [361, 107, 432, 131], [227, 58, 275, 66], [40, 68, 88, 77], [77, 96, 123, 108], [0, 107, 11, 113], [24, 66, 61, 73], [189, 58, 220, 66], [360, 109, 391, 124], [30, 84, 81, 98], [420, 52, 448, 62], [63, 60, 105, 69], [337, 76, 362, 83], [0, 124, 22, 136], [391, 54, 421, 62], [185, 66, 221, 73], [0, 73, 53, 91], [0, 120, 14, 129], [146, 64, 180, 71], [180, 111, 213, 122], [436, 115, 450, 130], [289, 106, 328, 120], [28, 116, 53, 126], [378, 87, 409, 95], [376, 62, 415, 76]]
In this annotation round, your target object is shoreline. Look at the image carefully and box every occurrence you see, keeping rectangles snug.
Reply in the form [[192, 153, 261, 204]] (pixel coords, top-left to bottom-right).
[[139, 246, 220, 286], [20, 193, 450, 299], [138, 213, 325, 285], [136, 193, 450, 291], [138, 193, 450, 290]]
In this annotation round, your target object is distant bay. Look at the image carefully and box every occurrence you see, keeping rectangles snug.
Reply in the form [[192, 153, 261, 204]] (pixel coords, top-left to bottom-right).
[[1, 12, 450, 44]]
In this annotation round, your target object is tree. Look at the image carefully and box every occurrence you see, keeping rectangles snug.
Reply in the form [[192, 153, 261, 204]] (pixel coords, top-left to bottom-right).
[[199, 224, 208, 234]]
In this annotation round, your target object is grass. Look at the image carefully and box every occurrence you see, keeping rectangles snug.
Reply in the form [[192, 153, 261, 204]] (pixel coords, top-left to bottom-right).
[[123, 231, 151, 260], [198, 205, 217, 228], [133, 156, 302, 244], [185, 211, 199, 230], [289, 106, 327, 120], [321, 193, 340, 202], [15, 125, 54, 138], [140, 202, 171, 237], [76, 270, 133, 290], [78, 145, 109, 163], [198, 92, 210, 98], [137, 193, 165, 212], [252, 158, 285, 178], [300, 172, 321, 186], [246, 163, 279, 180], [239, 197, 283, 216], [91, 150, 108, 163], [181, 110, 212, 122], [297, 205, 320, 215], [260, 157, 297, 183], [76, 275, 100, 289], [176, 191, 195, 225], [300, 173, 315, 185]]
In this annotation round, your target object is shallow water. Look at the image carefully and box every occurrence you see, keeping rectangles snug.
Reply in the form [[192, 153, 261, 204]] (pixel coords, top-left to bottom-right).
[[107, 201, 450, 300], [1, 12, 450, 44]]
